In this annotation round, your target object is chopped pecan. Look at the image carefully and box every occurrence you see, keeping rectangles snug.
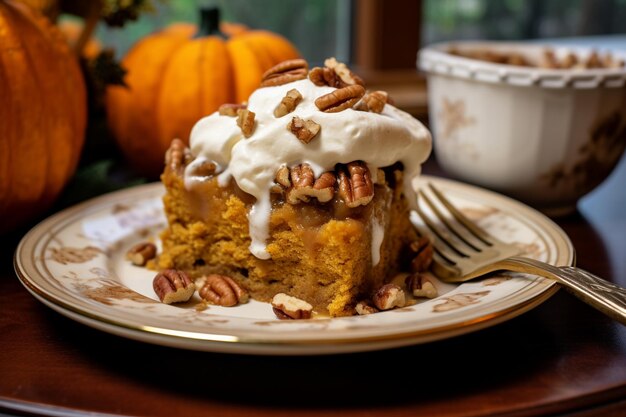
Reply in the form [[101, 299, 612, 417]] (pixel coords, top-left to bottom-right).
[[236, 108, 256, 138], [355, 300, 379, 315], [271, 166, 291, 194], [218, 103, 246, 116], [539, 49, 559, 69], [274, 88, 303, 117], [585, 50, 603, 68], [409, 236, 434, 273], [287, 116, 321, 144], [372, 284, 406, 311], [198, 274, 249, 307], [337, 161, 374, 208], [315, 85, 365, 113], [153, 269, 196, 304], [271, 293, 313, 319], [261, 58, 309, 87], [405, 273, 438, 299], [560, 52, 578, 69], [275, 165, 291, 188], [324, 57, 364, 87], [355, 91, 389, 113], [506, 53, 527, 66], [164, 138, 190, 173], [126, 242, 157, 266], [286, 164, 335, 204], [309, 58, 364, 88]]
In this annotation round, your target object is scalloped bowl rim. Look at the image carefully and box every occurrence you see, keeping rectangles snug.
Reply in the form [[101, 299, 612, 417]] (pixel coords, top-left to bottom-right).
[[418, 40, 626, 88]]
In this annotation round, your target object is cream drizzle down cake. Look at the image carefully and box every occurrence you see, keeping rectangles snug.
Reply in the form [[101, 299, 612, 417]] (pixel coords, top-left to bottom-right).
[[153, 58, 434, 317]]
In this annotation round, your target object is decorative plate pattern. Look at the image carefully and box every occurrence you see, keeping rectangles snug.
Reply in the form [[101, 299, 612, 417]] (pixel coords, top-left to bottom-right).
[[14, 176, 574, 355]]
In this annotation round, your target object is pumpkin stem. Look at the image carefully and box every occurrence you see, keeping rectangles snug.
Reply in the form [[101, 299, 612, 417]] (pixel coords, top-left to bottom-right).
[[197, 7, 225, 38], [72, 0, 102, 57]]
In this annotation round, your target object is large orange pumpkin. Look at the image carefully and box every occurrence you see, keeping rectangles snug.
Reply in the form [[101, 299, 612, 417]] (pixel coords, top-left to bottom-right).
[[0, 0, 86, 233], [105, 8, 301, 178]]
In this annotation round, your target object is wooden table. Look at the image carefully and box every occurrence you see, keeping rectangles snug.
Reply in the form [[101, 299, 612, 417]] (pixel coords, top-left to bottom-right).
[[1, 154, 625, 417]]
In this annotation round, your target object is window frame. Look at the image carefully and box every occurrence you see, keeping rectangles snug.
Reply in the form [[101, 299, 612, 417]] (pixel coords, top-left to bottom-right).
[[351, 0, 427, 119]]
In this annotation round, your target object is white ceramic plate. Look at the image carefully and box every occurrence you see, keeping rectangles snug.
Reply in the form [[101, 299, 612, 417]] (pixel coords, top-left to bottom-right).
[[14, 176, 574, 355]]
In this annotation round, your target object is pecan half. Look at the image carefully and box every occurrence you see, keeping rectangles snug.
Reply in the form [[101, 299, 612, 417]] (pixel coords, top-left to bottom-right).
[[261, 58, 309, 87], [290, 163, 314, 190], [271, 293, 313, 319], [218, 103, 246, 116], [308, 66, 338, 87], [372, 284, 406, 311], [236, 108, 256, 137], [287, 116, 321, 144], [315, 85, 365, 113], [153, 269, 196, 304], [274, 88, 303, 117], [286, 164, 336, 204], [126, 242, 157, 266], [314, 171, 337, 193], [409, 236, 434, 273], [164, 138, 190, 173], [337, 161, 374, 207], [405, 273, 438, 299], [198, 274, 249, 307]]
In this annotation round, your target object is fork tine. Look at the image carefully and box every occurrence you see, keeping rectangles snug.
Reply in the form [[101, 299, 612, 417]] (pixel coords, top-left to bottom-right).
[[412, 220, 464, 265], [415, 182, 524, 281], [427, 183, 493, 246], [412, 219, 462, 277], [419, 189, 489, 253], [414, 199, 470, 258]]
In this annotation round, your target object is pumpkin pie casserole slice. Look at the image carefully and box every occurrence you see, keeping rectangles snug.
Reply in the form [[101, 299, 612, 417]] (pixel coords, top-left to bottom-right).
[[156, 58, 432, 317]]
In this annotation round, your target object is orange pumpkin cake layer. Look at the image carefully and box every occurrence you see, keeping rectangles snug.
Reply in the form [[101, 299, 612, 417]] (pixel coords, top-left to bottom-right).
[[155, 58, 432, 317], [158, 158, 420, 317]]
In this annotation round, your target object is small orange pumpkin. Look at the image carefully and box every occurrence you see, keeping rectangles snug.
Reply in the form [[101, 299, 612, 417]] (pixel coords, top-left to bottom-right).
[[0, 0, 86, 233], [105, 8, 301, 178]]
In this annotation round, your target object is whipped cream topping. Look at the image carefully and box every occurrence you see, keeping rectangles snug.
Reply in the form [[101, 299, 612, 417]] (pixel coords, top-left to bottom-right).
[[186, 78, 432, 259]]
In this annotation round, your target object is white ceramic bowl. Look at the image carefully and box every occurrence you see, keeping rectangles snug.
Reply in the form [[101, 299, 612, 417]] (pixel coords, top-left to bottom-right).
[[418, 41, 626, 216]]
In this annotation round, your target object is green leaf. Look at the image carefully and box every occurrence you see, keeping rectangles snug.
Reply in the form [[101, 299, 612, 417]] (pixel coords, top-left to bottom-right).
[[102, 0, 158, 27]]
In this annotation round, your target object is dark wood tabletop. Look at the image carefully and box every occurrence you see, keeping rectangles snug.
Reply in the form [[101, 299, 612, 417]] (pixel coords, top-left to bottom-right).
[[1, 153, 626, 417]]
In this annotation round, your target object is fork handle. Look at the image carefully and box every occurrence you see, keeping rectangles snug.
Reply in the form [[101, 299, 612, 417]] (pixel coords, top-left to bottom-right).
[[504, 256, 626, 325]]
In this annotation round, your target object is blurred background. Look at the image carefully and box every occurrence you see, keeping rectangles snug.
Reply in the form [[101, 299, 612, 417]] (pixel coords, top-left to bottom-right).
[[75, 0, 626, 122], [92, 0, 626, 64], [80, 0, 626, 155]]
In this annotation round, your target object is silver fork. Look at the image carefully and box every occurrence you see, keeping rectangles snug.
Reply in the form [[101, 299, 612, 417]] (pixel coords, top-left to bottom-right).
[[414, 182, 626, 325]]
